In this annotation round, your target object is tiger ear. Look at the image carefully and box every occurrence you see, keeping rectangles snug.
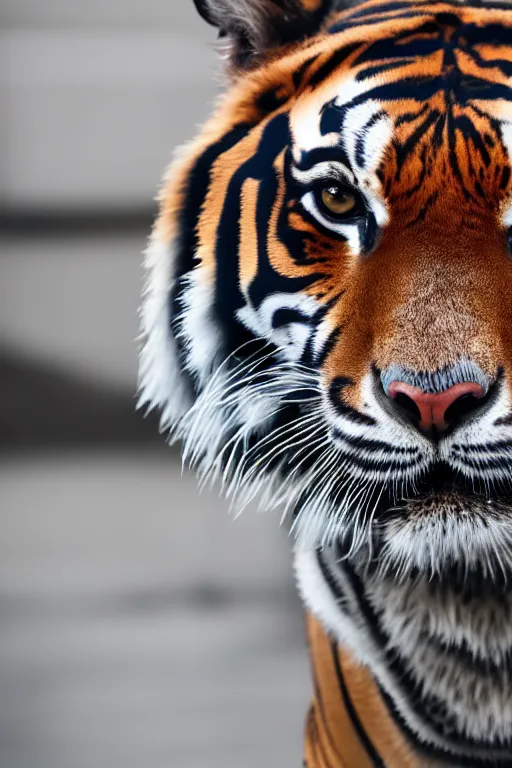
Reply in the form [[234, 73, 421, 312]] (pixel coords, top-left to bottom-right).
[[192, 0, 335, 69]]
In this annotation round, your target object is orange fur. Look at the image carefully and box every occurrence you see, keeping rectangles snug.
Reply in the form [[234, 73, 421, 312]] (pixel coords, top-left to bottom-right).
[[158, 0, 512, 411]]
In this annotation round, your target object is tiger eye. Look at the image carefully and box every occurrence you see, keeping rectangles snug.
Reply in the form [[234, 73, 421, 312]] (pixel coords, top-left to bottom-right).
[[321, 185, 357, 216]]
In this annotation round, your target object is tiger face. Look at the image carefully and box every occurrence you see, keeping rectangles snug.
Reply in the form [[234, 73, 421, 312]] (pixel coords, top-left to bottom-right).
[[139, 0, 512, 585]]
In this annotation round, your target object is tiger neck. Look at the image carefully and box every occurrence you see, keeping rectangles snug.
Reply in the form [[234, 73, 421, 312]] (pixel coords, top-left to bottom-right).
[[296, 548, 512, 767], [304, 612, 426, 768]]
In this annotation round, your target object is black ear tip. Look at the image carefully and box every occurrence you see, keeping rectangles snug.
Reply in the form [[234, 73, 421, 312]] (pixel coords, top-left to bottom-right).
[[192, 0, 219, 27]]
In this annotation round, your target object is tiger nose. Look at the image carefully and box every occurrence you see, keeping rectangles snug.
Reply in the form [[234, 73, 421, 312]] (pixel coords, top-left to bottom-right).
[[387, 380, 487, 435]]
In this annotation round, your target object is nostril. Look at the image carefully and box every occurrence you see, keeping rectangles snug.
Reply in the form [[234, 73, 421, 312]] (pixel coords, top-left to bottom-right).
[[384, 379, 489, 436], [393, 391, 422, 424], [444, 391, 489, 424], [377, 363, 497, 437]]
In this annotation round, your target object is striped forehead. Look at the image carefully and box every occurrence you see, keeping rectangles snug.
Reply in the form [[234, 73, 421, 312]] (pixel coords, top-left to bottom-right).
[[287, 2, 512, 209], [290, 88, 393, 178], [325, 0, 512, 36]]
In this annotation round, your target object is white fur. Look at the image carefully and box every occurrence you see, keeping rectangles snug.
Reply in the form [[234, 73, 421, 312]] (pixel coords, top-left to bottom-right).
[[343, 100, 392, 179], [295, 548, 512, 759], [368, 575, 512, 743], [441, 382, 512, 485], [237, 292, 320, 362], [291, 161, 355, 187], [378, 499, 512, 583], [291, 73, 387, 154], [176, 267, 224, 387], [138, 234, 192, 431]]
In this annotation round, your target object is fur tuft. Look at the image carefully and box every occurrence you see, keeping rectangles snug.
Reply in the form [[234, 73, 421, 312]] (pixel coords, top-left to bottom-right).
[[192, 0, 337, 69]]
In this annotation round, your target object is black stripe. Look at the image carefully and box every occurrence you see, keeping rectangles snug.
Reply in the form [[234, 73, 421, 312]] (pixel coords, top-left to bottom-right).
[[292, 54, 319, 91], [430, 636, 512, 680], [307, 42, 363, 88], [329, 377, 376, 426], [341, 560, 512, 759], [295, 145, 353, 174], [311, 676, 339, 763], [339, 0, 434, 21], [319, 76, 448, 137], [330, 641, 386, 767], [318, 550, 348, 606], [310, 322, 342, 367], [173, 122, 254, 285], [395, 103, 429, 127], [171, 121, 254, 396], [454, 438, 512, 453], [353, 35, 443, 67], [393, 108, 441, 180], [354, 110, 387, 169], [355, 58, 416, 82], [213, 112, 315, 353], [500, 166, 511, 191], [243, 116, 322, 309], [308, 687, 332, 767], [329, 9, 431, 35], [377, 684, 512, 768], [331, 430, 419, 456]]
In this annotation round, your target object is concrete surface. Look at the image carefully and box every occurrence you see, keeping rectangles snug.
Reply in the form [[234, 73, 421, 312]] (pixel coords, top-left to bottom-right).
[[0, 450, 310, 768], [0, 1, 218, 208], [1, 233, 146, 387]]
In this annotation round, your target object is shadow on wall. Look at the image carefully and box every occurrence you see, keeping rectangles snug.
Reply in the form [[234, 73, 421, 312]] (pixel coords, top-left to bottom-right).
[[0, 348, 161, 449]]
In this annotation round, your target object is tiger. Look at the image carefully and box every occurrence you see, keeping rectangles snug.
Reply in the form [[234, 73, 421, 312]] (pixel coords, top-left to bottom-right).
[[138, 0, 512, 765]]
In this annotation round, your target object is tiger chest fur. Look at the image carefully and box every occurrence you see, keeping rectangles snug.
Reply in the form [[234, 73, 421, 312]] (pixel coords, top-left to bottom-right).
[[138, 0, 512, 765]]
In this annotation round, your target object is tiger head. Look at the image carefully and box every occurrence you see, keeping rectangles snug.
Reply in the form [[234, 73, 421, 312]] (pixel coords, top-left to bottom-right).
[[139, 0, 512, 584]]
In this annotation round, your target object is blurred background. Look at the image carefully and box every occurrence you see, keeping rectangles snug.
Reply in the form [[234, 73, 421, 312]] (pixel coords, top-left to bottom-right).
[[0, 3, 310, 767]]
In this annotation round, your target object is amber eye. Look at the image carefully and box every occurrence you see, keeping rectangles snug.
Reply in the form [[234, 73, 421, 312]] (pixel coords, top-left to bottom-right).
[[319, 185, 358, 217]]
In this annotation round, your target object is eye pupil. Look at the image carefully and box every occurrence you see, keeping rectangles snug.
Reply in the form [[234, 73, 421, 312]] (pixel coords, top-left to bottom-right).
[[320, 185, 357, 216]]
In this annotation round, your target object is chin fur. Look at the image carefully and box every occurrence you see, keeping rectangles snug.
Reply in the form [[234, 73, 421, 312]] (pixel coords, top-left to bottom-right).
[[375, 494, 512, 586]]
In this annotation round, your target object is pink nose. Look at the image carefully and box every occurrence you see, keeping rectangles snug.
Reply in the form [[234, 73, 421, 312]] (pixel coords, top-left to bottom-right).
[[388, 381, 486, 433]]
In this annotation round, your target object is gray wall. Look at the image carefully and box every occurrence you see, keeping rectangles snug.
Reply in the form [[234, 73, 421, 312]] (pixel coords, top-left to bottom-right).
[[0, 0, 218, 210], [1, 1, 222, 387]]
